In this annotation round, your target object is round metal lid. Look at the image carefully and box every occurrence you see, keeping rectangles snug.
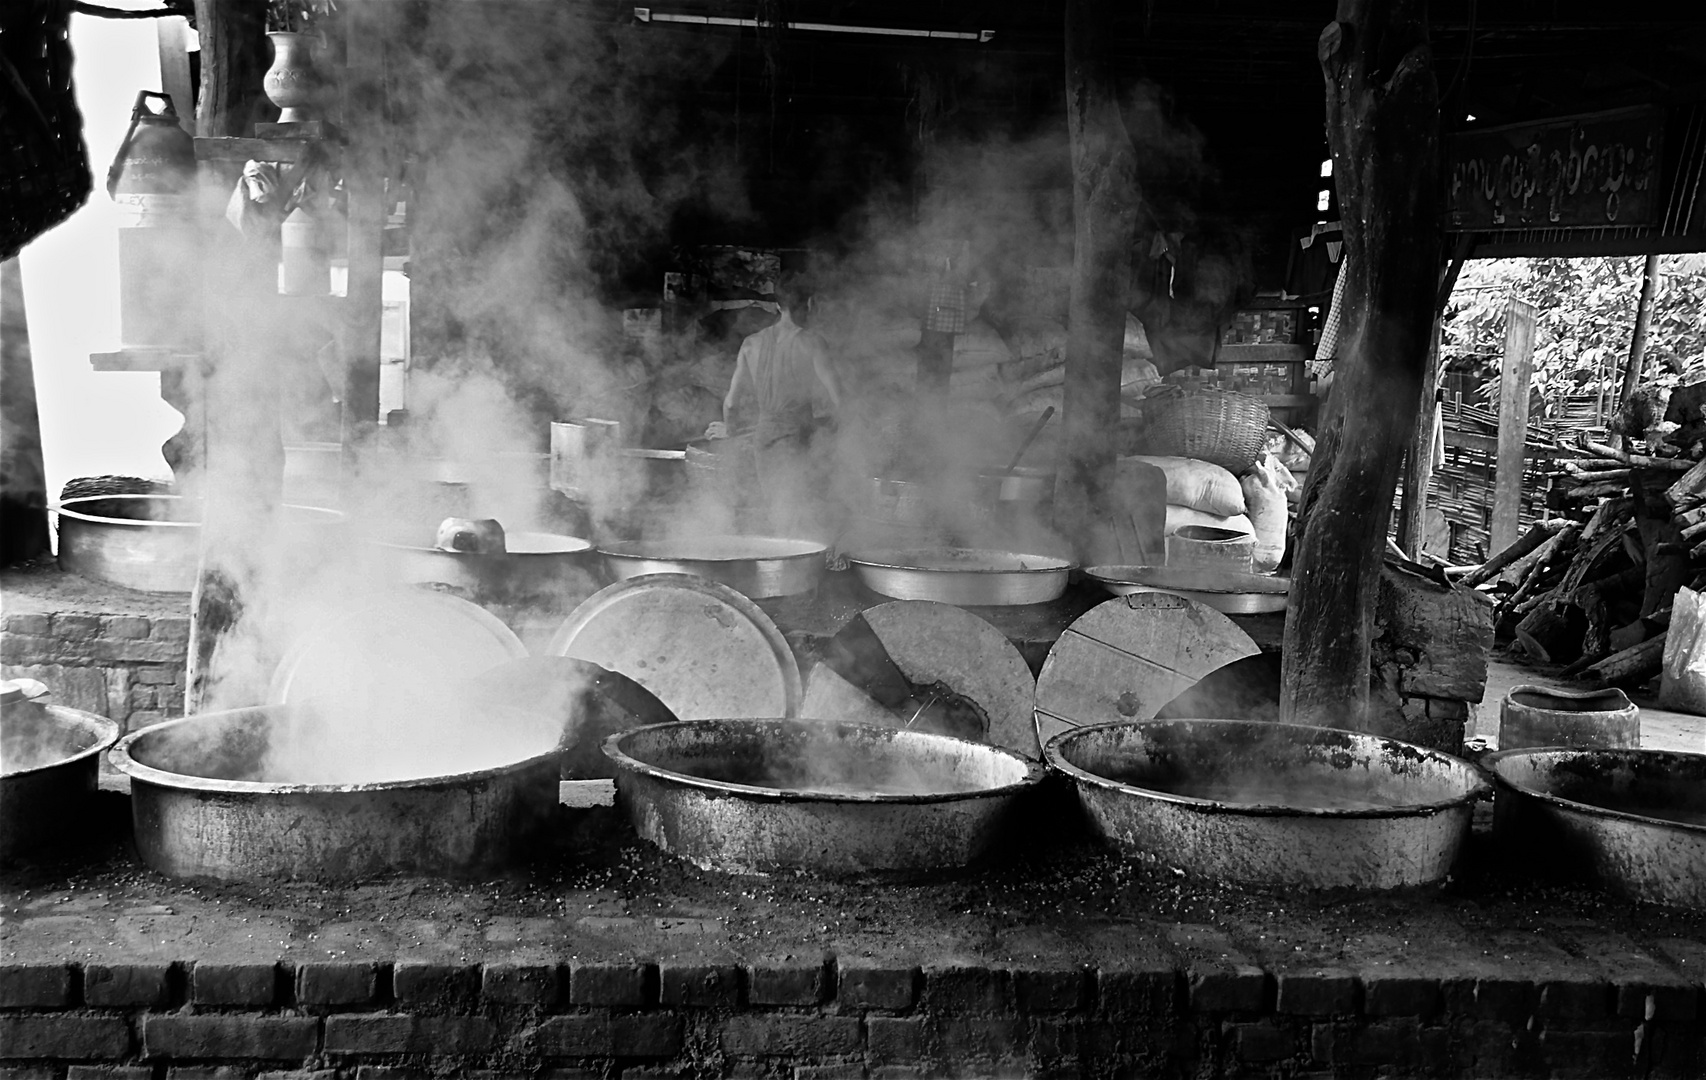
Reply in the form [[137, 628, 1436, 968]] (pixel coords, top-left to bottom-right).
[[267, 589, 528, 705], [1033, 592, 1259, 752], [546, 574, 802, 721]]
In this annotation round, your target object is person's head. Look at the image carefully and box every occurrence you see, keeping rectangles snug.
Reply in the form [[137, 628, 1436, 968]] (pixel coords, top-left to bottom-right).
[[777, 280, 815, 325]]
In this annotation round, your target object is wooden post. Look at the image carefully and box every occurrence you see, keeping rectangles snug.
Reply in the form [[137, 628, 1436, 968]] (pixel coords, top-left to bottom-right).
[[1281, 0, 1441, 730], [1617, 252, 1662, 408], [341, 0, 386, 442], [1398, 236, 1473, 557], [1055, 0, 1140, 549], [156, 16, 197, 136], [1489, 298, 1537, 555], [191, 0, 270, 138], [0, 258, 49, 566]]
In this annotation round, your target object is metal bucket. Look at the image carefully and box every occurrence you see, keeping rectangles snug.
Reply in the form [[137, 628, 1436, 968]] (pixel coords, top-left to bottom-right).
[[1499, 685, 1639, 750], [1485, 746, 1706, 908], [603, 718, 1046, 877], [1, 702, 122, 863], [111, 706, 560, 882], [54, 495, 345, 594], [1045, 719, 1489, 889]]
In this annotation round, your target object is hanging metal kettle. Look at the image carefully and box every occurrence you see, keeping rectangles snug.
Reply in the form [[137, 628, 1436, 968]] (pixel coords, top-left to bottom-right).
[[107, 92, 200, 350]]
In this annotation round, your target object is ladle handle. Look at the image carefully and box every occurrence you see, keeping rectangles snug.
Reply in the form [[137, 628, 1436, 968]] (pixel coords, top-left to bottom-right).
[[1002, 406, 1055, 475]]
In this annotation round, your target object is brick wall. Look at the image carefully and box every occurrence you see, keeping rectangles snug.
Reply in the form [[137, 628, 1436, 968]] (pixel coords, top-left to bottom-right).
[[0, 609, 187, 732], [0, 952, 1699, 1079]]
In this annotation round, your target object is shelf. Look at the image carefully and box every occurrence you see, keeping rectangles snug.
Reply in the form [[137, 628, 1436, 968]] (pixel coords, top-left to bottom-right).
[[90, 348, 200, 373]]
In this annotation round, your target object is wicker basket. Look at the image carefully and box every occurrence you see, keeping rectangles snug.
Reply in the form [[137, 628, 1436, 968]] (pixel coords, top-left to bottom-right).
[[1134, 388, 1271, 473], [0, 1, 92, 262]]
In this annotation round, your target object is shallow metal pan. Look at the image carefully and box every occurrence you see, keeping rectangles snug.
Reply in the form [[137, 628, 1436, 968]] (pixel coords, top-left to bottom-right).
[[844, 547, 1075, 606]]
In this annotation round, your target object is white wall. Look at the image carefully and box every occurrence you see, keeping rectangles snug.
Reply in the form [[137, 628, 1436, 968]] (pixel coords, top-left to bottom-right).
[[21, 14, 187, 501]]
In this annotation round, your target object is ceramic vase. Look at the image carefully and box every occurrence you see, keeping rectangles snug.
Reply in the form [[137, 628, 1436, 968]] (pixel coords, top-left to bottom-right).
[[263, 32, 316, 123]]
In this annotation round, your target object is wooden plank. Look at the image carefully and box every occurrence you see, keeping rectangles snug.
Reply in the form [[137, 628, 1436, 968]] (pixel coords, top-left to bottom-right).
[[194, 137, 316, 164], [1490, 298, 1538, 554], [155, 16, 196, 136]]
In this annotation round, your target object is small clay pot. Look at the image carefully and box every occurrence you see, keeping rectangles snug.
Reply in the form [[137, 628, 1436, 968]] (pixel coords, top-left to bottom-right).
[[1499, 684, 1639, 751]]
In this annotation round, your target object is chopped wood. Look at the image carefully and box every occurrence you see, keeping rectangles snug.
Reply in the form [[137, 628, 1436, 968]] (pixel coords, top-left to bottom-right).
[[1677, 505, 1706, 530], [1458, 520, 1565, 588], [1503, 520, 1583, 585], [1609, 620, 1650, 653], [1514, 604, 1578, 663], [1568, 480, 1633, 499], [1577, 632, 1666, 687], [1683, 520, 1706, 543], [1665, 457, 1706, 511], [1581, 440, 1694, 472], [1565, 466, 1633, 483]]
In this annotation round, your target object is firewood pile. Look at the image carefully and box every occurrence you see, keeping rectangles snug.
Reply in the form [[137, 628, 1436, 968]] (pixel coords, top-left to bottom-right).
[[1451, 435, 1706, 689]]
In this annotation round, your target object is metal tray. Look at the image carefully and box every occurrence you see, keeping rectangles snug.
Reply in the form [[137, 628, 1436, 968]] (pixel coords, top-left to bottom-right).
[[1085, 565, 1289, 614], [845, 547, 1075, 606], [599, 536, 827, 598]]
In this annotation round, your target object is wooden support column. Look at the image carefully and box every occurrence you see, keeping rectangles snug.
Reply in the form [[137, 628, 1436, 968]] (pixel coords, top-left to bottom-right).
[[1490, 298, 1537, 555], [1398, 236, 1472, 558], [1281, 0, 1441, 730], [341, 0, 386, 442], [156, 16, 197, 136], [1055, 0, 1140, 551], [192, 0, 270, 137], [0, 258, 49, 566]]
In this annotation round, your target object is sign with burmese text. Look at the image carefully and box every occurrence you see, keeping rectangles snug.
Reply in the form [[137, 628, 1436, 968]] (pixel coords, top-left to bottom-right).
[[1446, 107, 1665, 231]]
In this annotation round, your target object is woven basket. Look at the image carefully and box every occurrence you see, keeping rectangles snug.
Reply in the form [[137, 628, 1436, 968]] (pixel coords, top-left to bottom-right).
[[1135, 388, 1271, 473], [0, 0, 92, 262]]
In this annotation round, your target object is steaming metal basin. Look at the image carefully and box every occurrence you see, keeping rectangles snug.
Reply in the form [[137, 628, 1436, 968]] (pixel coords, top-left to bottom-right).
[[54, 495, 345, 594], [367, 529, 597, 604], [603, 718, 1046, 877], [1045, 720, 1488, 889], [845, 548, 1075, 606], [1485, 747, 1706, 908], [1, 701, 122, 862], [110, 706, 560, 882], [599, 536, 827, 598]]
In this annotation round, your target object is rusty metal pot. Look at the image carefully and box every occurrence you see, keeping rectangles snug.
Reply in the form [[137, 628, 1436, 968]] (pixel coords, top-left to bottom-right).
[[1485, 746, 1706, 908], [111, 706, 560, 882], [603, 718, 1046, 877], [1045, 719, 1488, 889], [1, 700, 122, 863]]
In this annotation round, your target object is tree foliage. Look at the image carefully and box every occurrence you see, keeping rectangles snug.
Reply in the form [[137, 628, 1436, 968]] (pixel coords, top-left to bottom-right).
[[1441, 255, 1706, 421]]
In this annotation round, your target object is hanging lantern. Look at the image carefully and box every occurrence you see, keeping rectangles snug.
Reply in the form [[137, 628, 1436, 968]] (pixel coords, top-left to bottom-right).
[[107, 92, 200, 351]]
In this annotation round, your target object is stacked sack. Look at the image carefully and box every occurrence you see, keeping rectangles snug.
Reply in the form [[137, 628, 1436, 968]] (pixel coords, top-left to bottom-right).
[[1123, 452, 1295, 573]]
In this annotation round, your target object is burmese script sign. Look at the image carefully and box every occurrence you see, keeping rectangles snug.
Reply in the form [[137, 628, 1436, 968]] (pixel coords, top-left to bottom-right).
[[1447, 107, 1665, 231]]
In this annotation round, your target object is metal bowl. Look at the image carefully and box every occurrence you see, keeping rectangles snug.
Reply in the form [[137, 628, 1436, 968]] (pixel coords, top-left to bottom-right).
[[367, 529, 597, 604], [603, 718, 1046, 877], [977, 466, 1054, 505], [1045, 719, 1489, 889], [845, 547, 1075, 606], [111, 705, 560, 882], [54, 495, 345, 594], [1485, 747, 1706, 907], [1085, 565, 1289, 614], [599, 536, 827, 598], [1, 702, 122, 862]]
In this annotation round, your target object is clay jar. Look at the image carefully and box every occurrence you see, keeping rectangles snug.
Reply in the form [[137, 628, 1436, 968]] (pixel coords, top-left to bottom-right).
[[263, 32, 317, 123]]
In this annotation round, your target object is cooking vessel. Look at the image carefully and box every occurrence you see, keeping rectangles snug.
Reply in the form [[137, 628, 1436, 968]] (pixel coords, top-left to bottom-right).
[[54, 495, 345, 593], [1165, 525, 1255, 572], [367, 529, 596, 604], [111, 705, 560, 882], [551, 419, 622, 497], [603, 718, 1046, 877], [1, 700, 122, 862], [845, 547, 1075, 606], [1498, 686, 1639, 751], [977, 465, 1054, 507], [599, 536, 827, 598], [1045, 719, 1488, 889], [1485, 746, 1706, 907], [1085, 565, 1289, 614]]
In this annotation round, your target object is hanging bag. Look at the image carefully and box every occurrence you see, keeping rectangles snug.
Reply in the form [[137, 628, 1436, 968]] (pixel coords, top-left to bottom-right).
[[0, 0, 92, 261]]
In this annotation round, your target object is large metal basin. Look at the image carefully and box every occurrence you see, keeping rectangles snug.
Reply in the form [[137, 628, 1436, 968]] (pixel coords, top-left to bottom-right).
[[603, 718, 1046, 877], [111, 705, 560, 882], [846, 547, 1075, 606], [367, 529, 596, 604], [55, 495, 345, 593], [1, 702, 122, 862], [599, 536, 827, 598], [1485, 747, 1706, 907], [1045, 719, 1488, 889]]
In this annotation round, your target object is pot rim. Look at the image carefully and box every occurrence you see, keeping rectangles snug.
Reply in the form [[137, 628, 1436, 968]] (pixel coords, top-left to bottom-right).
[[368, 531, 595, 558], [1482, 745, 1706, 834], [1042, 718, 1491, 818], [1502, 683, 1637, 710], [110, 709, 561, 795], [2, 704, 122, 780], [53, 495, 344, 529], [602, 717, 1048, 804], [845, 547, 1077, 575], [598, 537, 828, 564]]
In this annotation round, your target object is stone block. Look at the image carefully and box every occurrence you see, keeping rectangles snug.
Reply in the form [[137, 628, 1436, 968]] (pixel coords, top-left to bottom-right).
[[568, 961, 651, 1007], [921, 963, 1008, 1013], [0, 965, 74, 1008], [1012, 968, 1087, 1013], [480, 963, 559, 1006], [657, 963, 737, 1007], [720, 1015, 861, 1057], [745, 956, 826, 1007], [191, 962, 277, 1007], [865, 1017, 923, 1064], [142, 1016, 319, 1060], [0, 1016, 131, 1059], [1277, 971, 1359, 1016], [83, 964, 172, 1009], [296, 962, 378, 1007], [323, 1014, 496, 1056], [837, 959, 917, 1012]]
